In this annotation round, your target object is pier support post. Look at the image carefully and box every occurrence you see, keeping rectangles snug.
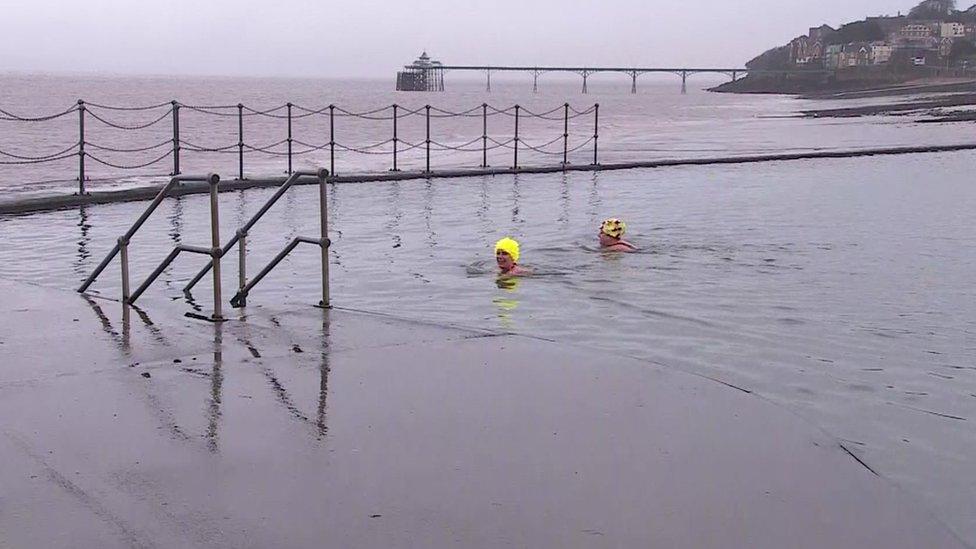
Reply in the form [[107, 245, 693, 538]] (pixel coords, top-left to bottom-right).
[[681, 71, 688, 94], [171, 101, 181, 176], [582, 71, 589, 94], [486, 70, 491, 92], [631, 71, 638, 94], [732, 71, 739, 82], [237, 104, 244, 180], [286, 103, 293, 175], [77, 100, 86, 195], [533, 70, 539, 93]]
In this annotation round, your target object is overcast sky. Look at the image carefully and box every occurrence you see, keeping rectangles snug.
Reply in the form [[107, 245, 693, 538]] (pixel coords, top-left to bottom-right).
[[0, 0, 916, 78]]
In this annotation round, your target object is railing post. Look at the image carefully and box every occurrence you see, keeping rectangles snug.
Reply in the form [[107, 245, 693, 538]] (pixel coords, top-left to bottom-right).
[[425, 105, 431, 174], [237, 103, 244, 180], [237, 229, 247, 308], [119, 237, 130, 303], [562, 103, 569, 167], [77, 100, 86, 195], [318, 168, 331, 309], [513, 105, 520, 170], [171, 101, 180, 176], [392, 104, 399, 172], [329, 104, 335, 176], [481, 103, 488, 168], [287, 103, 293, 175], [593, 103, 600, 166], [208, 174, 224, 321]]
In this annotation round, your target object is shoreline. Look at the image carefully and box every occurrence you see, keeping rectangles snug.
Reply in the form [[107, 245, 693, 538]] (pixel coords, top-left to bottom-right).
[[4, 143, 976, 215]]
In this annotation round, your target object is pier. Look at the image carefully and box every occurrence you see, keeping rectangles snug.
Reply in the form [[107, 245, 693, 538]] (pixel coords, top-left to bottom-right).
[[395, 53, 817, 93]]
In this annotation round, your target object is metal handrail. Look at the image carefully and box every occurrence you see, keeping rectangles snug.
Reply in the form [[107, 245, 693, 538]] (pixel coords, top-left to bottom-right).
[[183, 169, 329, 294], [77, 173, 218, 295], [229, 168, 331, 308], [77, 173, 225, 320]]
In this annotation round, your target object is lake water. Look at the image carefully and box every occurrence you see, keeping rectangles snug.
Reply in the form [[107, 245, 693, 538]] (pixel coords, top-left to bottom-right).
[[1, 73, 975, 544]]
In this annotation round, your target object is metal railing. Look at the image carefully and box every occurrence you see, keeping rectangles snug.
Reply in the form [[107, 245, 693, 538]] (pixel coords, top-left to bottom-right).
[[77, 168, 332, 317], [182, 168, 331, 309]]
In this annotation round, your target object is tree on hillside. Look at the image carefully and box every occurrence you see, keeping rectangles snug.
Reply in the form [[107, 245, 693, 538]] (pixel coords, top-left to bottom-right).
[[827, 20, 885, 44], [909, 0, 956, 19]]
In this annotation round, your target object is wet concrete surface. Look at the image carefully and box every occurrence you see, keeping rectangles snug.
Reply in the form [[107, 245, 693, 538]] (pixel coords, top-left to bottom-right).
[[0, 279, 967, 549]]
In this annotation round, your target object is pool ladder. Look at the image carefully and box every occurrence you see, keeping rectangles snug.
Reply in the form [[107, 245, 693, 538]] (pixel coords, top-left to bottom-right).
[[77, 169, 332, 320]]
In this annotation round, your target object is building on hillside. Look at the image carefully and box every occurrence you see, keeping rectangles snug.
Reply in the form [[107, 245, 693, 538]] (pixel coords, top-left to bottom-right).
[[825, 44, 844, 69], [871, 42, 894, 64], [899, 23, 935, 40], [789, 25, 834, 65], [790, 35, 811, 64], [941, 22, 966, 38], [965, 23, 976, 39], [940, 37, 956, 57]]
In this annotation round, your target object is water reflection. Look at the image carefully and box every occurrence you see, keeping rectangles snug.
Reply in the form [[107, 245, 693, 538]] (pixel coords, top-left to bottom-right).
[[73, 205, 92, 278], [206, 321, 223, 453], [494, 276, 521, 329]]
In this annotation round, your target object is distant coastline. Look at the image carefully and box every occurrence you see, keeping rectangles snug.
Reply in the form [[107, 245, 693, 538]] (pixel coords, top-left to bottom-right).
[[714, 0, 976, 96]]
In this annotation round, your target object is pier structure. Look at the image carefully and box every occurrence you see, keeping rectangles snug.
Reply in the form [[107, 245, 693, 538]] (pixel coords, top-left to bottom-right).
[[399, 62, 752, 94]]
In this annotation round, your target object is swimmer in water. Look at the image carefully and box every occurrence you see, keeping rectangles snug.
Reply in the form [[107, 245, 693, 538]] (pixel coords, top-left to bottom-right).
[[599, 218, 638, 252], [495, 237, 532, 277]]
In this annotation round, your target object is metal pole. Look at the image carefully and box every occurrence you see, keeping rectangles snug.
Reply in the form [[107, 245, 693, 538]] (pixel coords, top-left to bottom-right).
[[425, 105, 431, 173], [318, 168, 330, 308], [329, 105, 335, 176], [392, 104, 399, 172], [287, 103, 293, 175], [593, 103, 600, 166], [78, 100, 86, 195], [171, 101, 181, 175], [481, 103, 488, 168], [486, 70, 491, 92], [237, 103, 244, 180], [513, 105, 520, 170], [562, 103, 569, 166], [237, 229, 247, 308], [119, 237, 130, 303], [209, 175, 223, 321]]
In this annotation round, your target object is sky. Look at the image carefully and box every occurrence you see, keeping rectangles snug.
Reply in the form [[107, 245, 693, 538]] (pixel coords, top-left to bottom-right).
[[0, 0, 920, 78]]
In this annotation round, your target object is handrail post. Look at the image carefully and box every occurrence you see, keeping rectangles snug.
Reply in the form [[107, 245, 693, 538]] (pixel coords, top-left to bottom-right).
[[237, 103, 244, 180], [318, 168, 331, 308], [209, 174, 223, 321], [77, 100, 86, 195], [171, 101, 181, 176], [513, 105, 520, 170], [329, 105, 335, 176], [391, 104, 399, 172], [425, 105, 431, 174], [286, 102, 293, 175], [562, 103, 569, 167], [481, 103, 488, 168], [593, 103, 600, 166], [237, 229, 247, 308], [119, 237, 130, 303]]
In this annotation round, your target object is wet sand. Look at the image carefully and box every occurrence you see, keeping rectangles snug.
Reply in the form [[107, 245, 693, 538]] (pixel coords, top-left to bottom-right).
[[0, 279, 966, 548]]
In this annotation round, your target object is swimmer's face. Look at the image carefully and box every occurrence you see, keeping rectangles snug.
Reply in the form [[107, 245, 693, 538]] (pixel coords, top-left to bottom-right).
[[599, 232, 619, 247], [496, 250, 515, 271]]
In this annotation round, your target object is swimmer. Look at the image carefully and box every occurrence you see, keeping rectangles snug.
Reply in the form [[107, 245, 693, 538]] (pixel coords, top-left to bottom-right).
[[495, 237, 532, 277], [599, 218, 638, 252]]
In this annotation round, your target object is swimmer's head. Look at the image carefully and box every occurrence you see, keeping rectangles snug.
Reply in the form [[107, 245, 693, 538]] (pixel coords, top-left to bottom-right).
[[600, 218, 626, 239], [495, 237, 520, 270]]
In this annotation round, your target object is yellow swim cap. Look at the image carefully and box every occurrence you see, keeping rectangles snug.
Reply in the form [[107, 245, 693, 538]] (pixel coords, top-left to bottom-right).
[[601, 218, 626, 238], [495, 237, 520, 263]]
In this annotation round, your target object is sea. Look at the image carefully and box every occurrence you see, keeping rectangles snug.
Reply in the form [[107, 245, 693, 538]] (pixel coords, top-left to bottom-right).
[[1, 72, 975, 544]]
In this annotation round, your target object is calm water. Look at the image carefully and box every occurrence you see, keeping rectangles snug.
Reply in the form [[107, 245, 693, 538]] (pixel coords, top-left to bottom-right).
[[2, 74, 976, 543], [1, 73, 975, 196]]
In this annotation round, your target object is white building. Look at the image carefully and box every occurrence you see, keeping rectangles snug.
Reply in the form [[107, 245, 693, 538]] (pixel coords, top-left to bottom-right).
[[941, 22, 966, 38], [871, 43, 894, 64]]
